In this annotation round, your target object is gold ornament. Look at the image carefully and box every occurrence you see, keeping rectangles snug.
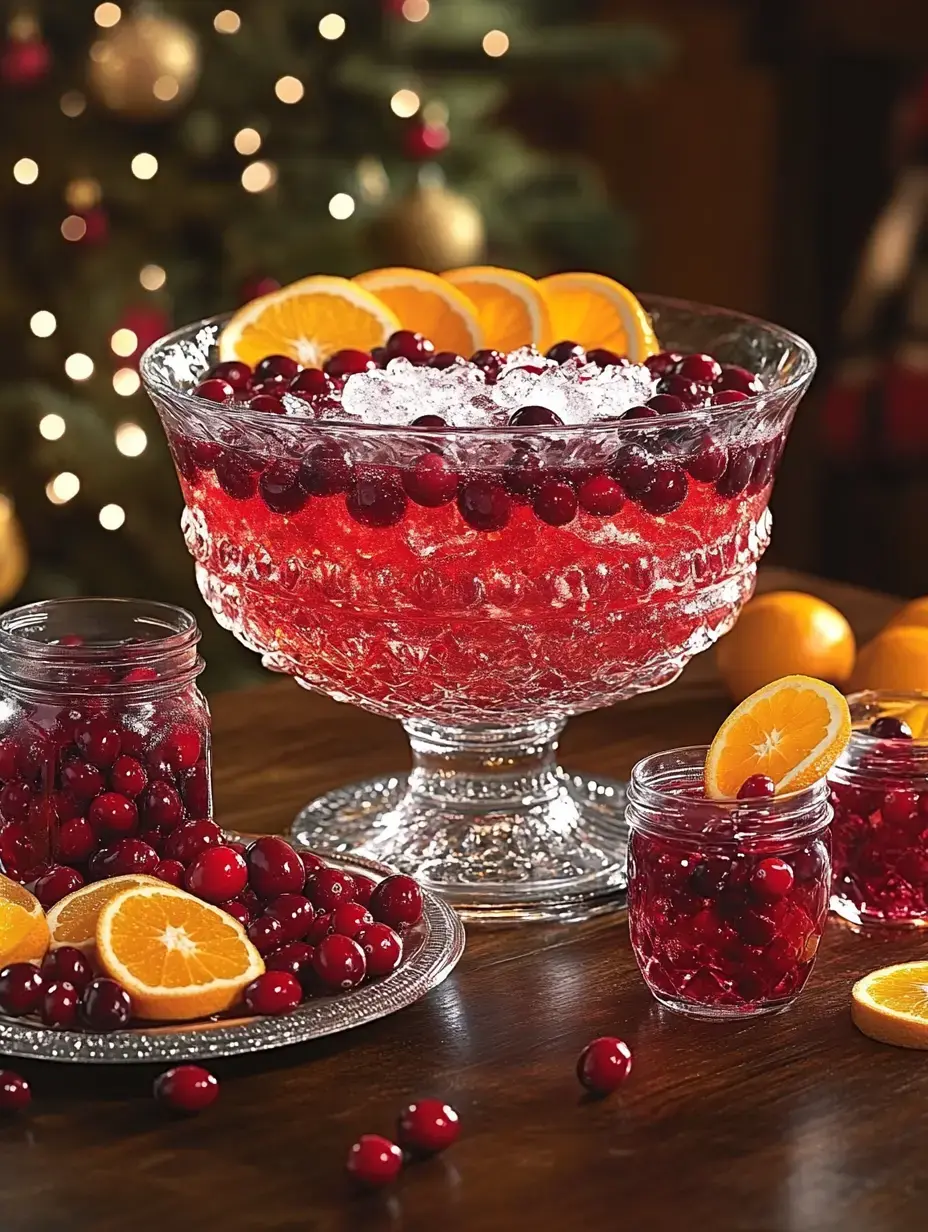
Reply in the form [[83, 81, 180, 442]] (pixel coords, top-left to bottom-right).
[[0, 495, 27, 605], [87, 8, 200, 120], [376, 181, 485, 272]]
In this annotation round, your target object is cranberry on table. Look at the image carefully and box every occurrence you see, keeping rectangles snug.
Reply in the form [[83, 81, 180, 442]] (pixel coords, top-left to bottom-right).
[[247, 915, 285, 955], [222, 899, 251, 928], [676, 353, 723, 384], [402, 453, 459, 507], [306, 866, 357, 912], [329, 901, 373, 939], [397, 1099, 461, 1154], [750, 857, 795, 899], [534, 481, 578, 527], [385, 329, 435, 364], [41, 946, 92, 992], [56, 817, 95, 865], [164, 818, 223, 865], [110, 755, 147, 798], [312, 934, 367, 991], [153, 857, 186, 888], [96, 838, 160, 878], [578, 474, 625, 517], [208, 360, 252, 391], [0, 963, 44, 1016], [458, 478, 511, 532], [247, 836, 305, 899], [324, 349, 376, 379], [577, 1036, 633, 1095], [243, 970, 303, 1015], [154, 1065, 219, 1114], [34, 864, 84, 909], [546, 340, 586, 364], [509, 405, 563, 427], [254, 354, 300, 383], [351, 873, 377, 907], [42, 980, 80, 1029], [869, 716, 913, 740], [265, 893, 316, 942], [141, 781, 185, 830], [266, 941, 316, 986], [305, 911, 334, 944], [88, 792, 138, 839], [356, 923, 403, 976], [737, 775, 776, 800], [81, 978, 132, 1032], [347, 1134, 403, 1188], [185, 846, 248, 904], [193, 378, 235, 403], [370, 875, 423, 930], [0, 1071, 31, 1113]]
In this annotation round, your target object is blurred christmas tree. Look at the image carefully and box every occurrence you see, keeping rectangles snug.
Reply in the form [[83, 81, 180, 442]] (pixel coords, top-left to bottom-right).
[[0, 0, 668, 688]]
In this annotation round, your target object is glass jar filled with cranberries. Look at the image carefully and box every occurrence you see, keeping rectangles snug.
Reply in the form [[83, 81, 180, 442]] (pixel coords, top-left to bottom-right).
[[0, 599, 211, 890], [626, 746, 832, 1018], [828, 691, 928, 927]]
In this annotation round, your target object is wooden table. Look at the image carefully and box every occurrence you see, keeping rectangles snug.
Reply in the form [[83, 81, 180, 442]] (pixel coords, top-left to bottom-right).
[[2, 567, 924, 1232]]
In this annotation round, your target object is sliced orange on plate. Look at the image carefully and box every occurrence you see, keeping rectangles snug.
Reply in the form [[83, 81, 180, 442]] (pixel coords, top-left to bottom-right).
[[0, 873, 49, 966], [46, 874, 163, 956], [219, 275, 400, 368], [852, 962, 928, 1049], [96, 883, 264, 1022], [442, 266, 551, 352], [538, 272, 658, 361], [704, 674, 852, 800], [354, 267, 484, 355]]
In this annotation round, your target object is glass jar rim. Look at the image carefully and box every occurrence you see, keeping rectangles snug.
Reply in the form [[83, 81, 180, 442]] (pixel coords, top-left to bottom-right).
[[847, 689, 928, 745]]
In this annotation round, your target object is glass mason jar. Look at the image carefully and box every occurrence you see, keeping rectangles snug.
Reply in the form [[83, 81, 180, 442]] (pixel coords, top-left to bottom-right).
[[0, 598, 211, 890], [828, 690, 928, 927], [626, 747, 832, 1018]]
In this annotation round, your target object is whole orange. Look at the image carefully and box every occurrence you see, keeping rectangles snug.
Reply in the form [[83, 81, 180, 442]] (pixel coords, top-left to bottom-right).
[[885, 596, 928, 632], [716, 591, 856, 702], [850, 625, 928, 693]]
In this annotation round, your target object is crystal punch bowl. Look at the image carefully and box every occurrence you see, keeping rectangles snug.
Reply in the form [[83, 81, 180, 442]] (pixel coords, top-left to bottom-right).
[[141, 297, 815, 922]]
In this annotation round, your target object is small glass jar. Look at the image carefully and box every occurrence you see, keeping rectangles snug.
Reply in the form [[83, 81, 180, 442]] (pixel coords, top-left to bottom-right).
[[0, 598, 211, 887], [626, 746, 832, 1018], [828, 690, 928, 927]]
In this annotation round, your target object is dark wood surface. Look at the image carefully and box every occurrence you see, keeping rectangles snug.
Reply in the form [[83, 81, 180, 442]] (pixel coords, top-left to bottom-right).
[[3, 566, 926, 1232]]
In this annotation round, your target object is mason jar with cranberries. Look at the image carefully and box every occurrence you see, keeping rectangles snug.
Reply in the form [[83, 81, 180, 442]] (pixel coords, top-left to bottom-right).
[[828, 691, 928, 927], [626, 746, 832, 1018], [0, 599, 211, 895]]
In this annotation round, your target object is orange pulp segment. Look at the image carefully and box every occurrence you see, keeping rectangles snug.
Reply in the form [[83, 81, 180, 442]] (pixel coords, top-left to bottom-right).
[[0, 873, 49, 966], [441, 266, 551, 351], [852, 962, 928, 1049], [46, 874, 164, 955], [353, 267, 483, 354], [537, 272, 658, 361]]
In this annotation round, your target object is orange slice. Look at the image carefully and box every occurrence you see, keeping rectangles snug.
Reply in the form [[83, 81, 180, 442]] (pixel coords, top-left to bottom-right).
[[903, 701, 928, 738], [0, 873, 49, 966], [218, 275, 400, 368], [96, 883, 264, 1022], [538, 272, 659, 361], [852, 962, 928, 1049], [46, 874, 163, 956], [354, 267, 483, 355], [704, 674, 852, 800], [441, 266, 551, 351]]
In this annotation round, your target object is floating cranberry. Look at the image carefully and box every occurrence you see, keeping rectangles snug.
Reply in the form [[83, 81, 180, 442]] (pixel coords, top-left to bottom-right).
[[329, 901, 373, 939], [712, 389, 749, 407], [411, 413, 447, 427], [402, 453, 459, 507], [96, 838, 160, 878], [346, 469, 408, 528], [247, 836, 305, 899], [470, 348, 505, 381], [194, 378, 234, 403], [312, 934, 366, 991], [546, 340, 586, 364], [347, 1135, 403, 1188], [718, 364, 762, 394], [182, 761, 210, 817], [299, 442, 351, 496], [0, 1071, 31, 1113], [686, 435, 728, 482], [737, 774, 776, 800], [88, 791, 138, 839], [503, 450, 542, 502], [159, 725, 202, 773], [41, 946, 92, 992], [0, 739, 20, 781], [638, 465, 688, 515], [350, 872, 376, 906], [289, 367, 335, 401], [645, 351, 682, 378], [533, 480, 578, 527], [185, 846, 248, 904], [324, 349, 376, 379], [458, 478, 511, 532], [188, 439, 222, 470], [661, 374, 706, 404], [141, 782, 185, 830], [356, 923, 403, 976], [163, 818, 223, 865], [612, 444, 656, 497], [255, 354, 300, 383], [577, 1037, 633, 1094], [243, 970, 303, 1015], [750, 857, 795, 899], [677, 353, 722, 384], [56, 816, 95, 864], [622, 405, 660, 420], [306, 866, 356, 912], [209, 360, 252, 391], [155, 1065, 219, 1114], [259, 461, 310, 515], [586, 348, 626, 368], [0, 780, 31, 822], [214, 451, 260, 501], [41, 980, 80, 1029], [249, 392, 285, 414], [34, 864, 84, 909], [573, 474, 623, 517], [869, 716, 913, 740], [646, 393, 687, 416], [397, 1099, 461, 1154], [266, 941, 316, 987], [428, 352, 464, 371], [385, 329, 435, 364], [265, 893, 315, 942], [716, 447, 755, 498], [0, 964, 43, 1016], [370, 874, 423, 930], [247, 915, 285, 955], [510, 405, 563, 427], [109, 755, 147, 798]]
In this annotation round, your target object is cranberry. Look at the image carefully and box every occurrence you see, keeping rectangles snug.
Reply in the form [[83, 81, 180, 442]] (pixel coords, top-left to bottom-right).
[[313, 934, 366, 990], [60, 759, 104, 801], [34, 864, 84, 908], [370, 874, 423, 930], [0, 738, 20, 781], [397, 1099, 461, 1154], [356, 923, 403, 976], [638, 465, 688, 515], [266, 941, 316, 987], [411, 413, 448, 427], [209, 360, 252, 391], [89, 791, 138, 839], [158, 727, 201, 774], [109, 756, 147, 798], [243, 970, 302, 1015], [748, 438, 781, 492], [188, 439, 221, 470], [470, 348, 504, 381], [576, 474, 625, 517], [154, 1065, 219, 1114], [136, 824, 163, 855], [324, 349, 376, 379], [247, 836, 305, 899], [250, 392, 285, 414], [141, 782, 185, 831], [546, 340, 586, 364], [255, 354, 300, 383], [686, 435, 728, 482], [305, 911, 333, 944], [41, 980, 80, 1029], [371, 346, 389, 366], [306, 866, 356, 912], [0, 1071, 31, 1113], [586, 348, 626, 368], [0, 780, 31, 822], [259, 461, 310, 515], [41, 946, 92, 992], [737, 775, 776, 800], [185, 846, 248, 904], [712, 389, 749, 406], [385, 329, 435, 364], [533, 480, 578, 527], [81, 977, 133, 1031], [661, 373, 708, 404], [265, 893, 315, 942], [247, 915, 285, 955], [750, 857, 795, 899], [402, 453, 459, 507], [182, 761, 210, 817], [299, 442, 351, 496], [645, 350, 682, 379], [222, 899, 251, 927], [0, 963, 43, 1015], [716, 447, 755, 498], [503, 450, 543, 502], [346, 469, 407, 528], [330, 901, 373, 938], [299, 850, 327, 883], [737, 909, 778, 946], [163, 818, 223, 865], [718, 364, 762, 394], [612, 444, 656, 496], [96, 838, 160, 878], [428, 353, 464, 371], [677, 352, 722, 384], [194, 378, 234, 403], [289, 367, 335, 400], [870, 716, 913, 740], [882, 789, 919, 826], [622, 405, 660, 420], [56, 817, 95, 864], [458, 478, 511, 532], [214, 451, 260, 501], [347, 1135, 403, 1188], [646, 393, 687, 415], [577, 1037, 633, 1094], [510, 405, 563, 427]]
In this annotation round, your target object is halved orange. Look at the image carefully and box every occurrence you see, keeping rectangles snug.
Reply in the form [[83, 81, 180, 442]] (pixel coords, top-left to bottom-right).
[[0, 873, 49, 966], [96, 883, 264, 1022], [46, 874, 163, 956], [852, 962, 928, 1049], [218, 275, 400, 368], [441, 266, 551, 352], [354, 267, 483, 355], [704, 674, 852, 800], [538, 272, 658, 361]]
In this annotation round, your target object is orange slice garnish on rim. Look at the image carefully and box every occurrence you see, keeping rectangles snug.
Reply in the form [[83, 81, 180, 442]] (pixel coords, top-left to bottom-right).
[[442, 266, 551, 351], [96, 883, 264, 1022], [538, 271, 658, 361], [46, 874, 164, 956], [0, 873, 49, 966], [353, 267, 483, 355], [218, 275, 401, 368], [852, 962, 928, 1049], [704, 674, 851, 800]]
